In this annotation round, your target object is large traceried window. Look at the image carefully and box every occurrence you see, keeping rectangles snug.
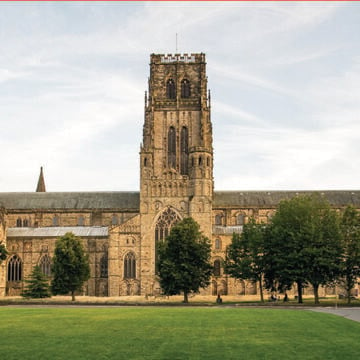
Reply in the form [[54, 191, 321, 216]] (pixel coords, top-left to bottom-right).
[[100, 253, 108, 278], [7, 255, 22, 282], [213, 259, 221, 277], [168, 126, 176, 169], [180, 126, 189, 175], [124, 252, 136, 279], [181, 79, 191, 98], [39, 254, 52, 277], [166, 79, 176, 99], [155, 207, 181, 243]]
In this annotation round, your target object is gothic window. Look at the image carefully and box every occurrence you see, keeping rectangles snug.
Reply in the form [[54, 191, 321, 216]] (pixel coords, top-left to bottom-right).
[[7, 255, 22, 282], [39, 254, 51, 277], [215, 214, 222, 226], [181, 79, 191, 98], [16, 218, 22, 227], [78, 216, 84, 226], [199, 156, 202, 166], [155, 207, 181, 243], [100, 253, 108, 278], [213, 259, 221, 277], [236, 214, 245, 226], [168, 126, 176, 169], [124, 252, 136, 279], [23, 219, 29, 227], [180, 126, 189, 175], [166, 79, 176, 99], [111, 214, 118, 225], [144, 157, 147, 167], [52, 215, 59, 226], [215, 238, 221, 250]]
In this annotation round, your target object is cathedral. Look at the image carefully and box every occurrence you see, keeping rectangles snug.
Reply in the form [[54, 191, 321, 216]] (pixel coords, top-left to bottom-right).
[[1, 53, 359, 298]]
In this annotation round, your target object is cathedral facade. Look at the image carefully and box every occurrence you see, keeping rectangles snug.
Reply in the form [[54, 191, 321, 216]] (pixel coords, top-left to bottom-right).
[[1, 53, 359, 298]]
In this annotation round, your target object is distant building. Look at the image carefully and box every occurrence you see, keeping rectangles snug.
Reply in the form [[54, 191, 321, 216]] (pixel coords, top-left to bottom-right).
[[1, 53, 359, 298]]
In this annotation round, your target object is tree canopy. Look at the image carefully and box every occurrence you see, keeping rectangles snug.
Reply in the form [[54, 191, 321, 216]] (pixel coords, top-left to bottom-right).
[[157, 217, 212, 303], [225, 218, 266, 302], [264, 194, 342, 304], [0, 243, 8, 264], [51, 232, 90, 301], [22, 265, 51, 299]]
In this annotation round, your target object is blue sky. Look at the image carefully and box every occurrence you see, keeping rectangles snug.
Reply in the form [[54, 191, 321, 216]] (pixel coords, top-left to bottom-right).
[[1, 1, 359, 192]]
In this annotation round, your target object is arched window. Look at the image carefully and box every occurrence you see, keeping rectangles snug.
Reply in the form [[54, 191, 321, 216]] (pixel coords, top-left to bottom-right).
[[124, 252, 136, 279], [199, 156, 202, 166], [213, 259, 221, 277], [236, 214, 245, 226], [23, 219, 29, 227], [166, 79, 176, 99], [181, 79, 190, 98], [155, 207, 182, 243], [168, 126, 176, 169], [111, 214, 118, 226], [7, 255, 22, 282], [78, 216, 84, 226], [16, 218, 22, 227], [215, 238, 221, 250], [180, 126, 188, 175], [52, 215, 59, 226], [39, 254, 51, 277], [100, 253, 108, 278], [215, 214, 222, 226]]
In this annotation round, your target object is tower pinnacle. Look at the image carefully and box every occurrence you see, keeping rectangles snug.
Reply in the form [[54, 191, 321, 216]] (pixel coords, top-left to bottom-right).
[[36, 166, 46, 192]]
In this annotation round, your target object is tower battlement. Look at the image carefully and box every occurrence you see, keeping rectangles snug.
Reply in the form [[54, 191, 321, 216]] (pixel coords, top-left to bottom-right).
[[150, 53, 205, 64]]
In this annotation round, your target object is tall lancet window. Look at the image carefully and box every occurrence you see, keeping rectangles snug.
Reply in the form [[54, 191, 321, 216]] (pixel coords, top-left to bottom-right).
[[166, 79, 176, 99], [181, 79, 191, 98], [180, 126, 189, 175], [168, 126, 176, 169]]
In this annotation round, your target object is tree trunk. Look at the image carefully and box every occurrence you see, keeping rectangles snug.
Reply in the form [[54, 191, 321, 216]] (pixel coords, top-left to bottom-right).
[[71, 291, 76, 301], [183, 291, 188, 303], [297, 280, 303, 304], [313, 284, 320, 304], [259, 276, 264, 303]]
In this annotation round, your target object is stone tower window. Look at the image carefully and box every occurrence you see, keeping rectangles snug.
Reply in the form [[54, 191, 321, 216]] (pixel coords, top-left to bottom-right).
[[39, 254, 51, 277], [16, 218, 22, 227], [213, 259, 221, 277], [168, 126, 176, 169], [155, 207, 181, 243], [7, 255, 22, 282], [124, 252, 136, 279], [181, 79, 191, 98], [166, 79, 176, 99], [180, 126, 189, 175]]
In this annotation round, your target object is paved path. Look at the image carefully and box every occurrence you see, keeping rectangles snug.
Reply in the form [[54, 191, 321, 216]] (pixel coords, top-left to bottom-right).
[[308, 307, 360, 323]]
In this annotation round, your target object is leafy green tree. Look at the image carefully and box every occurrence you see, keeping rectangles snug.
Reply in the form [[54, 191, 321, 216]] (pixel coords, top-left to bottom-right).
[[225, 218, 266, 302], [0, 243, 8, 263], [157, 217, 212, 303], [340, 206, 360, 304], [264, 194, 342, 304], [51, 232, 90, 301], [22, 265, 51, 299]]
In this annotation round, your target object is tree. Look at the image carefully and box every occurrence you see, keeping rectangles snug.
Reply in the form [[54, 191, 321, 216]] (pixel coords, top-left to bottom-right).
[[51, 232, 90, 301], [264, 194, 342, 304], [157, 217, 212, 303], [225, 218, 266, 302], [340, 206, 360, 304], [0, 243, 8, 264], [22, 265, 51, 299]]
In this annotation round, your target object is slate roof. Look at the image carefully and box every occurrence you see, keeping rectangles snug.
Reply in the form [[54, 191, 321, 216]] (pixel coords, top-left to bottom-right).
[[7, 226, 108, 238], [0, 190, 359, 211], [0, 192, 140, 210], [213, 190, 360, 208]]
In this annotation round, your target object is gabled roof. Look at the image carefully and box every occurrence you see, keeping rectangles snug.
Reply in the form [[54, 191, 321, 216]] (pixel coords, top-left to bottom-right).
[[213, 190, 360, 208], [0, 192, 140, 211]]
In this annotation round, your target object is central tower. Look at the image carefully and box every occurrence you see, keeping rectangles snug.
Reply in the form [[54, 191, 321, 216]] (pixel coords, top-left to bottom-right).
[[139, 53, 213, 295]]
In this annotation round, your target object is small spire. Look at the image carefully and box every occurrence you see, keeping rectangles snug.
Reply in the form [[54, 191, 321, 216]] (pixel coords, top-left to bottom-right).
[[36, 166, 46, 192]]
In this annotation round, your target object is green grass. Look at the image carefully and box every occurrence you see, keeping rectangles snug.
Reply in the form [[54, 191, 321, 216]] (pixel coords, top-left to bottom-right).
[[0, 307, 359, 360]]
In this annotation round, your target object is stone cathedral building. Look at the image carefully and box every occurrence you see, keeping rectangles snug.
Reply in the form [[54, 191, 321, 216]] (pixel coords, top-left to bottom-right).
[[1, 53, 359, 298]]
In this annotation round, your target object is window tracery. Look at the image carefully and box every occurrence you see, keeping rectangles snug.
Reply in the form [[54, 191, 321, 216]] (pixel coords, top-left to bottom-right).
[[166, 79, 176, 99], [181, 79, 190, 98], [7, 255, 22, 282], [124, 252, 136, 279], [39, 254, 51, 277]]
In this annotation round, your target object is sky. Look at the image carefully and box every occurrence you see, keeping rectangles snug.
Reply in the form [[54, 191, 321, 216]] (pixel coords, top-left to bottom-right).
[[0, 1, 359, 192]]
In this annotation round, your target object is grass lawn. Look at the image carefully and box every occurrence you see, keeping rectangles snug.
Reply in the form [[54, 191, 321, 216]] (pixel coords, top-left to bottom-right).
[[0, 307, 359, 360]]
